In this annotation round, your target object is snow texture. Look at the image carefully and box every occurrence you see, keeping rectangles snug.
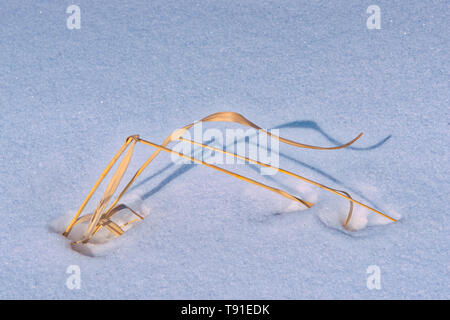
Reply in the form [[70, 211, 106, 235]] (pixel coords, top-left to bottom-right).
[[0, 0, 448, 299]]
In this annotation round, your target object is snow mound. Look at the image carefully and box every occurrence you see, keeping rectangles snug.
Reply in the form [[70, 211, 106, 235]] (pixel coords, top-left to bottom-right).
[[315, 186, 402, 233], [50, 193, 150, 256]]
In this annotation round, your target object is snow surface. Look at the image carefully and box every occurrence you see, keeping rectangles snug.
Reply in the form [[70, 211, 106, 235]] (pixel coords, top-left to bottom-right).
[[0, 0, 448, 299]]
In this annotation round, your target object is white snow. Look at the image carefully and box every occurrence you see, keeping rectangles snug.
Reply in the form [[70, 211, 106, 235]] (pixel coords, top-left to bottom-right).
[[0, 0, 448, 299]]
